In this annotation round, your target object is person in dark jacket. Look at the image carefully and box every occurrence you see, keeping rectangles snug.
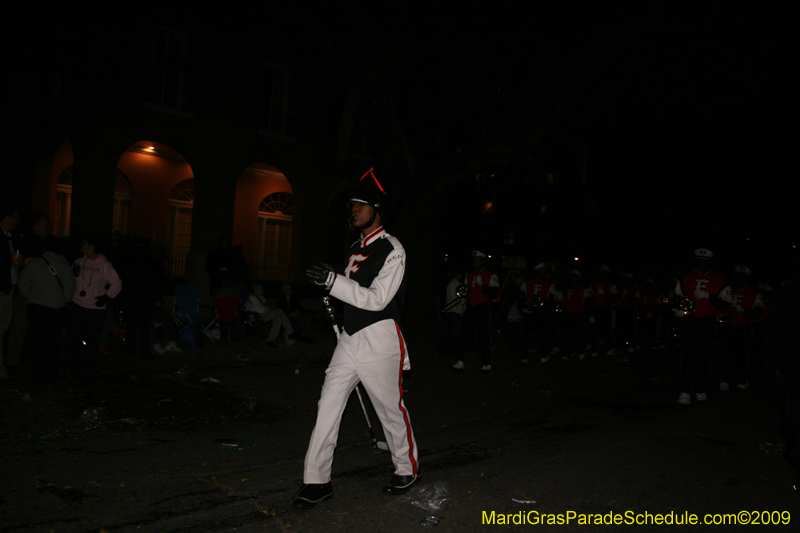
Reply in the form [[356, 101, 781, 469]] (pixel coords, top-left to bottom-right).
[[18, 236, 75, 385], [205, 234, 233, 297], [0, 204, 21, 379], [763, 275, 800, 492]]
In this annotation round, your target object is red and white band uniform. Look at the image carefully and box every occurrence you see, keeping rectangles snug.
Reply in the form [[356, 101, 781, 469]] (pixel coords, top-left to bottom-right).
[[724, 287, 764, 327], [616, 283, 640, 350], [674, 269, 731, 395], [303, 226, 418, 484], [638, 288, 661, 349], [561, 285, 593, 315], [674, 270, 730, 319], [522, 279, 556, 306], [589, 280, 617, 351], [718, 286, 763, 387], [457, 267, 500, 366], [591, 280, 617, 309], [557, 284, 593, 356], [466, 269, 500, 307], [519, 278, 557, 358]]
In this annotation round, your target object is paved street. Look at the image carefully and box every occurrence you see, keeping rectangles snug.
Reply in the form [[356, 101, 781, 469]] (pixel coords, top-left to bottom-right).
[[1, 322, 797, 532]]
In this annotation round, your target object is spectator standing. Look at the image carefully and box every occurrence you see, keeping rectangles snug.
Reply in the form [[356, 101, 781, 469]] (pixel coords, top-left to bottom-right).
[[18, 236, 75, 385], [214, 276, 242, 345], [0, 205, 21, 379], [16, 214, 50, 261], [763, 275, 800, 492], [68, 234, 122, 380], [205, 234, 233, 297]]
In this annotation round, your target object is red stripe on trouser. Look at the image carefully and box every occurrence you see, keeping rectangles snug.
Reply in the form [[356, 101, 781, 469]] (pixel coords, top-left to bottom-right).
[[395, 321, 418, 474]]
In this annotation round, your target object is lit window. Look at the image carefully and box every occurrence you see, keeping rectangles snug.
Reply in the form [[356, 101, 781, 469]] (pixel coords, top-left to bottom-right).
[[257, 192, 294, 281], [259, 192, 293, 216]]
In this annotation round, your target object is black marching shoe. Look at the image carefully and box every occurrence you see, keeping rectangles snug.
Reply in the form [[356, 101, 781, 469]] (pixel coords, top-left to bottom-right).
[[291, 482, 333, 510], [382, 474, 419, 495]]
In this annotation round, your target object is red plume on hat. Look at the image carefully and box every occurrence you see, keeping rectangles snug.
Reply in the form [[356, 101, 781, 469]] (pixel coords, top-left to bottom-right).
[[347, 155, 411, 221]]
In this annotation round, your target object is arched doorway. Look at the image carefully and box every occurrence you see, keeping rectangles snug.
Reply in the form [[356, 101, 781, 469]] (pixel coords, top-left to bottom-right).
[[167, 178, 194, 277], [256, 192, 293, 281], [115, 140, 194, 277], [54, 165, 73, 237], [233, 163, 295, 282]]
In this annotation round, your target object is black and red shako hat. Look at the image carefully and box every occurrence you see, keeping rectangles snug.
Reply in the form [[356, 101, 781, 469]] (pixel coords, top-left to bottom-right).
[[347, 156, 411, 218], [348, 167, 387, 210]]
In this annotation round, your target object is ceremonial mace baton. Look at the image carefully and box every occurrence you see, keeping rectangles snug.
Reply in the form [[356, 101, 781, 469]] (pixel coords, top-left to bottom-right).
[[322, 296, 388, 451]]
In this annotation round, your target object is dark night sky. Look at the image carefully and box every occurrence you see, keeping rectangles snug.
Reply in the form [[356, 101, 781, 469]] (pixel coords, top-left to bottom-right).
[[350, 4, 796, 280], [10, 4, 796, 281]]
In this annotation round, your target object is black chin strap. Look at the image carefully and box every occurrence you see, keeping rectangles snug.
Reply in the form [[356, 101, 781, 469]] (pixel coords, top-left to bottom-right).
[[348, 212, 377, 235]]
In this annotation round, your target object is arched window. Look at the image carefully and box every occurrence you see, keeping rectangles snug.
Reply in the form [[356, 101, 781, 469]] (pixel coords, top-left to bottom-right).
[[54, 165, 73, 237], [167, 178, 194, 277], [256, 192, 293, 280]]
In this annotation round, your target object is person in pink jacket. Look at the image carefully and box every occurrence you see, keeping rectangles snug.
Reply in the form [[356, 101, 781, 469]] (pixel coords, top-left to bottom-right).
[[68, 234, 122, 380]]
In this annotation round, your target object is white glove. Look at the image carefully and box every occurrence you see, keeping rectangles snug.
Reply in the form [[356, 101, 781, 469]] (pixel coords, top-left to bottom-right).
[[473, 275, 483, 286], [588, 316, 595, 324], [596, 286, 605, 295], [694, 290, 710, 300], [646, 313, 653, 319], [673, 308, 685, 318], [735, 304, 744, 313]]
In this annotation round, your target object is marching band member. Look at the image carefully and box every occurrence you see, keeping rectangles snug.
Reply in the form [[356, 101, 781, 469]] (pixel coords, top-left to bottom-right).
[[588, 264, 618, 357], [718, 265, 763, 391], [295, 160, 418, 509], [452, 250, 499, 372], [558, 269, 593, 360], [674, 248, 731, 405]]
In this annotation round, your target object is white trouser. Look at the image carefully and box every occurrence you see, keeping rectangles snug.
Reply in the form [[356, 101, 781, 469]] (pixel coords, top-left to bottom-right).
[[303, 319, 418, 484]]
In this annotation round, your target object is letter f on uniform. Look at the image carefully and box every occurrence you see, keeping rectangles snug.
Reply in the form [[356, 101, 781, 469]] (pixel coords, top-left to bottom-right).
[[345, 254, 369, 278]]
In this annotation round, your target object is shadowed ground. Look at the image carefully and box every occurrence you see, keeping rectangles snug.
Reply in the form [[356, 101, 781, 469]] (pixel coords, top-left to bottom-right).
[[1, 320, 796, 532]]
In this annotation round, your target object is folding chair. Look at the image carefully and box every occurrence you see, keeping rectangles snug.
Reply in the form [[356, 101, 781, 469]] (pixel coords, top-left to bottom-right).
[[173, 283, 219, 342]]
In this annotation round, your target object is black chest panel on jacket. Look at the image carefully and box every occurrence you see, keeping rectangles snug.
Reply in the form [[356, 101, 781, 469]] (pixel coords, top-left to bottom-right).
[[342, 236, 406, 335]]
